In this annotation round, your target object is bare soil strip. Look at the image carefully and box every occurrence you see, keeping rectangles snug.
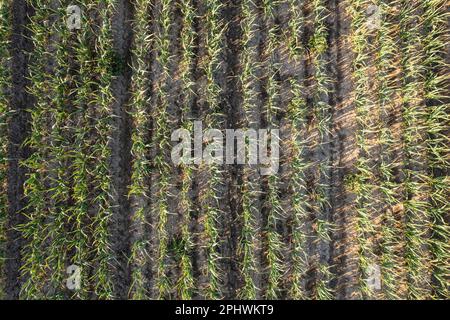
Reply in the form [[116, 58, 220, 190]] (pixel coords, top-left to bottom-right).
[[109, 0, 134, 299], [5, 0, 34, 299]]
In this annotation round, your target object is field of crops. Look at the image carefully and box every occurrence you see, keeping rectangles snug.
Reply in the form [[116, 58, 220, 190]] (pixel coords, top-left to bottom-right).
[[0, 0, 448, 300]]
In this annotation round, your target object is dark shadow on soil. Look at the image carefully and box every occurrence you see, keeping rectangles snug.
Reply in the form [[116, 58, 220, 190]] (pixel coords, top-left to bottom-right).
[[109, 0, 134, 299], [5, 0, 34, 299]]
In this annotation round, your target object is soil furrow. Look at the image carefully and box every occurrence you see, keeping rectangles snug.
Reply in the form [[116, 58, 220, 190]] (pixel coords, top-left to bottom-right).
[[109, 0, 134, 299], [5, 0, 34, 299]]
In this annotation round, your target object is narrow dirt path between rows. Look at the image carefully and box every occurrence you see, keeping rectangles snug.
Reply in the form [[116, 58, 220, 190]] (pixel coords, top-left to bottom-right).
[[5, 0, 34, 299]]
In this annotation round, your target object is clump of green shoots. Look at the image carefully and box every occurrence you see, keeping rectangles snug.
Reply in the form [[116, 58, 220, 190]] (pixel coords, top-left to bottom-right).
[[197, 0, 227, 299], [67, 0, 102, 299], [43, 5, 81, 299], [348, 0, 380, 299], [287, 77, 310, 299], [89, 0, 116, 299], [152, 0, 174, 299], [20, 1, 63, 299], [286, 0, 304, 60], [174, 0, 196, 299], [262, 0, 284, 299], [376, 0, 406, 299], [399, 0, 432, 299], [127, 0, 153, 300], [311, 0, 334, 299], [422, 0, 449, 299], [236, 0, 261, 299]]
